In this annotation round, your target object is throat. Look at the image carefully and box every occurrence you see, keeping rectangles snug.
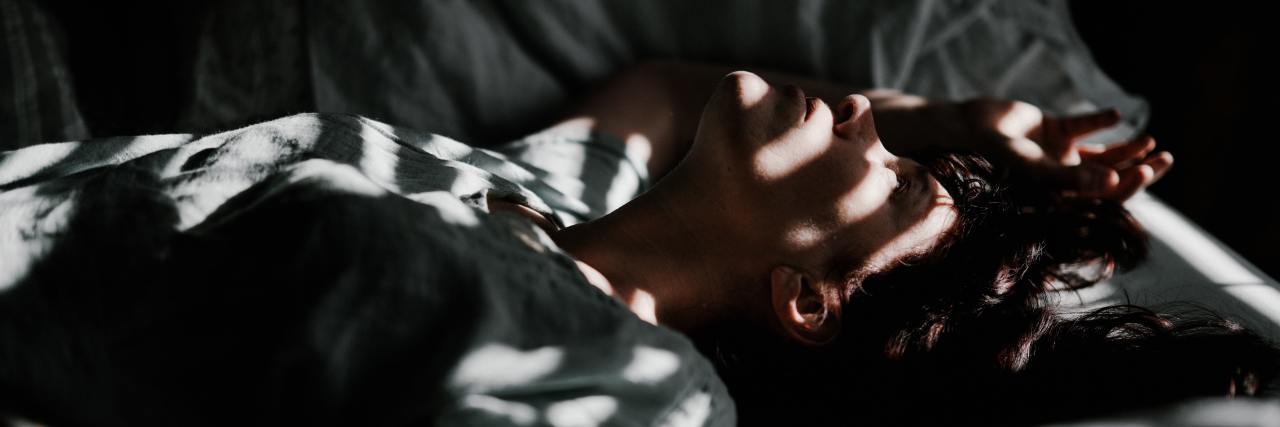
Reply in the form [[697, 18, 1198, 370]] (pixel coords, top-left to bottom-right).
[[572, 258, 658, 325], [550, 192, 718, 330]]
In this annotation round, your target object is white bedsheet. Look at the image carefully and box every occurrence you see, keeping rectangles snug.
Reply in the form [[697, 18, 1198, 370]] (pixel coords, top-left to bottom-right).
[[1062, 192, 1280, 343]]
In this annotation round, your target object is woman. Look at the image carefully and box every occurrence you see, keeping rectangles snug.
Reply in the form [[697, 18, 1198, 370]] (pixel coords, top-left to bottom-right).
[[548, 61, 1171, 338], [0, 61, 1266, 426], [546, 62, 1275, 425]]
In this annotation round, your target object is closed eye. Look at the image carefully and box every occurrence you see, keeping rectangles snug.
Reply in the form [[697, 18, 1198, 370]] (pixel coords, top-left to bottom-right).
[[893, 170, 911, 197]]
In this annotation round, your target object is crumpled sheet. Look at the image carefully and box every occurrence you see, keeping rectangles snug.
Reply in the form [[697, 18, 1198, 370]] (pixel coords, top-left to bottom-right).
[[6, 0, 1278, 424], [180, 0, 1147, 146], [0, 113, 732, 426], [0, 0, 89, 150]]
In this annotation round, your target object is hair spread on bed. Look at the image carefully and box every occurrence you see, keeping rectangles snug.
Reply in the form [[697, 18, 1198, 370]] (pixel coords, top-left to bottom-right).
[[694, 149, 1279, 426]]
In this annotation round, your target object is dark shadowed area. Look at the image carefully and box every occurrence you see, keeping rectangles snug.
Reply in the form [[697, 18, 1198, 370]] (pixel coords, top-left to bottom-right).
[[1071, 1, 1280, 279]]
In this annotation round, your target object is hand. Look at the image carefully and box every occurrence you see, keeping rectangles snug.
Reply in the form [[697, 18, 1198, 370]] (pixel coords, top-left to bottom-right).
[[957, 98, 1173, 201]]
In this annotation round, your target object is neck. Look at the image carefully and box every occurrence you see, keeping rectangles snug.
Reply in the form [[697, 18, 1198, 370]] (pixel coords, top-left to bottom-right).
[[551, 189, 725, 331]]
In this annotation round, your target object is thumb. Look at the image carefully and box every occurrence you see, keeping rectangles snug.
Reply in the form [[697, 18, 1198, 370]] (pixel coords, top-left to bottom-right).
[[1040, 109, 1120, 163], [1060, 109, 1122, 138]]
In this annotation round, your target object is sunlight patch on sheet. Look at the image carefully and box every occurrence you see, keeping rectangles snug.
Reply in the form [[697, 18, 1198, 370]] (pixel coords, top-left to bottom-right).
[[287, 160, 387, 198], [545, 395, 618, 427], [1171, 398, 1280, 426], [1044, 398, 1280, 427], [451, 344, 563, 393], [658, 391, 713, 427], [0, 189, 75, 292], [531, 139, 587, 201], [0, 135, 191, 187], [622, 346, 680, 385], [448, 168, 498, 201], [0, 142, 78, 185], [460, 394, 538, 425], [415, 192, 480, 227], [1221, 284, 1280, 328], [416, 134, 474, 160], [1126, 194, 1280, 326], [356, 120, 402, 192], [1128, 196, 1262, 285], [604, 152, 644, 214]]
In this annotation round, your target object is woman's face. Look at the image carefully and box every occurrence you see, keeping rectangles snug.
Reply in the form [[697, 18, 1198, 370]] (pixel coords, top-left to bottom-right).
[[683, 71, 957, 277]]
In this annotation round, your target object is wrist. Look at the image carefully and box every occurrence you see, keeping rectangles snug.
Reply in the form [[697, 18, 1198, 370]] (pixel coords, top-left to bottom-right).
[[920, 100, 976, 149], [872, 100, 968, 155]]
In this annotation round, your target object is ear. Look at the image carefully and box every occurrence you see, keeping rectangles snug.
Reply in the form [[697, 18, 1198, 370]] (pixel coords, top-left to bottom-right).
[[769, 265, 843, 346]]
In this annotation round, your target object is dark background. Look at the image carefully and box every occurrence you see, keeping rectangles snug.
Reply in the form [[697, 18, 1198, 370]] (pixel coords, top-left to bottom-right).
[[38, 1, 1280, 278], [1071, 2, 1278, 279]]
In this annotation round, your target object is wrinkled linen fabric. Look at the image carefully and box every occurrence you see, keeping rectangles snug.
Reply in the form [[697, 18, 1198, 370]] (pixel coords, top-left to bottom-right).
[[0, 113, 730, 426], [179, 0, 1146, 146], [0, 0, 89, 150]]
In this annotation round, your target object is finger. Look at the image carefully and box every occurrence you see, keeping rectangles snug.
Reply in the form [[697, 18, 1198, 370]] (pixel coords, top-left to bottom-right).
[[1045, 162, 1119, 193], [1104, 164, 1155, 201], [1144, 151, 1174, 183], [1077, 143, 1108, 155], [1079, 135, 1156, 168], [1033, 119, 1077, 163], [1083, 153, 1171, 201], [1039, 110, 1122, 163], [1059, 109, 1122, 140]]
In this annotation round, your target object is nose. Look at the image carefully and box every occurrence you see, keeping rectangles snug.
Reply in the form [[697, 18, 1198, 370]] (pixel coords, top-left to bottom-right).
[[834, 94, 874, 133], [833, 94, 881, 146]]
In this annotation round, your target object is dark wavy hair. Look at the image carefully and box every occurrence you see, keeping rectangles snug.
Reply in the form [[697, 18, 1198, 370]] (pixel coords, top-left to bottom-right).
[[700, 150, 1280, 426], [844, 150, 1149, 359]]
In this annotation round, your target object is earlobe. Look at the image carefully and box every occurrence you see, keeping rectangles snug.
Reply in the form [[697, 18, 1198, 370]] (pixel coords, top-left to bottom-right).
[[769, 265, 842, 346]]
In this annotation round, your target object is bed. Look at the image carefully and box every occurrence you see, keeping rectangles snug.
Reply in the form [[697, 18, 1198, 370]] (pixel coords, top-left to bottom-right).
[[4, 0, 1279, 425]]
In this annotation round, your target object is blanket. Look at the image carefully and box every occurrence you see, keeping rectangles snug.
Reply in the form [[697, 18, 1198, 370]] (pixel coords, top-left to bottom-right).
[[0, 113, 731, 426]]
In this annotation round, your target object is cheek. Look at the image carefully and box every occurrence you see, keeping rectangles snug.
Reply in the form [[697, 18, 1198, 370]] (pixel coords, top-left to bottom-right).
[[861, 208, 957, 270], [832, 177, 889, 224], [768, 162, 887, 251], [750, 133, 834, 181], [805, 152, 885, 226]]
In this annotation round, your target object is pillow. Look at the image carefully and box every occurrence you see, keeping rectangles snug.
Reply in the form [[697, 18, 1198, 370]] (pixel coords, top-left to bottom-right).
[[0, 0, 88, 150], [178, 0, 1147, 146]]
